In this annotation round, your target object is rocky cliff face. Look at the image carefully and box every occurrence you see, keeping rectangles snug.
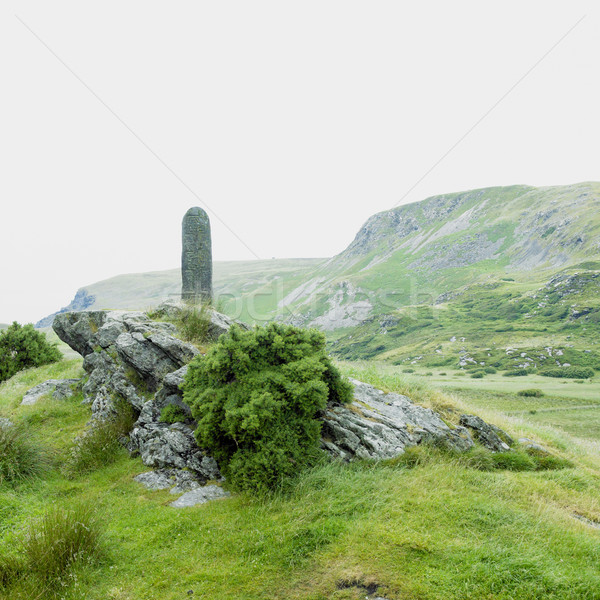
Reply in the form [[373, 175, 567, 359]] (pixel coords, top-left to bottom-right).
[[51, 305, 512, 487], [36, 289, 96, 328]]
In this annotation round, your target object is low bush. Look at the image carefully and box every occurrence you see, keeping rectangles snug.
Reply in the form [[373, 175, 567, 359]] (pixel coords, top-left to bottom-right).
[[518, 389, 545, 397], [402, 368, 415, 373], [0, 424, 50, 484], [540, 367, 595, 379], [503, 368, 529, 377], [471, 372, 485, 379], [460, 447, 572, 472], [0, 323, 62, 383], [484, 366, 497, 374], [184, 323, 353, 494]]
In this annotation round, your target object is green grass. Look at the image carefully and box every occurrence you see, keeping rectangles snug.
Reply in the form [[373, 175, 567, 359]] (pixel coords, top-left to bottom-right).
[[1, 356, 600, 598]]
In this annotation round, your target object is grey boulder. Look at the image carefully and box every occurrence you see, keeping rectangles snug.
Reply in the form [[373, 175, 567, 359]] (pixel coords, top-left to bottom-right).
[[169, 485, 230, 508], [134, 468, 204, 493], [459, 414, 512, 452], [21, 379, 79, 405], [129, 422, 221, 482], [320, 379, 474, 460]]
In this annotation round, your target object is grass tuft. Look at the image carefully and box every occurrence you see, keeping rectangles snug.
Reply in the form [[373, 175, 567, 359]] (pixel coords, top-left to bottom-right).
[[0, 424, 50, 484], [23, 504, 102, 586], [176, 303, 212, 345], [63, 399, 135, 477]]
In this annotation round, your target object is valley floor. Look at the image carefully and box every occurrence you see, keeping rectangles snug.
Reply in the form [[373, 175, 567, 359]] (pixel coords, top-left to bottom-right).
[[0, 357, 599, 599]]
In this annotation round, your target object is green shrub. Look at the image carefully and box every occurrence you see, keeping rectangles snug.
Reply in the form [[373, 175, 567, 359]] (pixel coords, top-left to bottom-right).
[[484, 366, 497, 374], [503, 368, 529, 377], [160, 404, 188, 424], [0, 424, 50, 484], [0, 323, 62, 383], [402, 368, 415, 373], [64, 400, 135, 476], [471, 372, 485, 379], [22, 504, 102, 586], [184, 323, 353, 494], [540, 366, 595, 379], [518, 388, 545, 397]]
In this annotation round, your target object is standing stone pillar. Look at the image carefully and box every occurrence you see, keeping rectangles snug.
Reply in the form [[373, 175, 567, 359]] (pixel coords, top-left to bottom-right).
[[181, 207, 212, 303]]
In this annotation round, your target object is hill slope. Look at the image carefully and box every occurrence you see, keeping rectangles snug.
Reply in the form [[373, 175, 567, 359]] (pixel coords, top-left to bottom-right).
[[36, 258, 325, 327], [37, 183, 600, 369], [279, 182, 600, 330]]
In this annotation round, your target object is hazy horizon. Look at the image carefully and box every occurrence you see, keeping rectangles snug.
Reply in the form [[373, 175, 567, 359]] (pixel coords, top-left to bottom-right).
[[1, 0, 598, 323]]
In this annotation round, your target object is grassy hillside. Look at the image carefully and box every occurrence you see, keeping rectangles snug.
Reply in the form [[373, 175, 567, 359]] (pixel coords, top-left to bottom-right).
[[278, 182, 600, 328], [1, 355, 600, 599], [35, 183, 600, 371], [36, 258, 325, 327]]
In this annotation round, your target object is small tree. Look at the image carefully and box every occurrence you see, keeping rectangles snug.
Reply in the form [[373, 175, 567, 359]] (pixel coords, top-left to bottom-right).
[[184, 323, 353, 493], [0, 323, 62, 383]]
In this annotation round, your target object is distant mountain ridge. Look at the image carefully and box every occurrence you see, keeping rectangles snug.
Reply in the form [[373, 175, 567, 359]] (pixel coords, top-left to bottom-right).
[[37, 182, 600, 369]]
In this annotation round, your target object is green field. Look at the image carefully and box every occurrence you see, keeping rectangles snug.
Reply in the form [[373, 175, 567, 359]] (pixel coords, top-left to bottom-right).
[[342, 362, 600, 442], [0, 339, 600, 599]]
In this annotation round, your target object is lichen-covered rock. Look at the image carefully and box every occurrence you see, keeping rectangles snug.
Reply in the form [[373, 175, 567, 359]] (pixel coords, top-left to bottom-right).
[[134, 468, 204, 493], [518, 437, 548, 453], [137, 366, 192, 426], [53, 309, 200, 420], [320, 379, 474, 460], [169, 485, 230, 508], [459, 414, 511, 452], [128, 422, 221, 481], [21, 379, 79, 405]]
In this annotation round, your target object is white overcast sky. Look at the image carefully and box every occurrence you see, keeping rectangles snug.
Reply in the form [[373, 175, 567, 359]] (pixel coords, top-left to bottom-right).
[[1, 0, 598, 324]]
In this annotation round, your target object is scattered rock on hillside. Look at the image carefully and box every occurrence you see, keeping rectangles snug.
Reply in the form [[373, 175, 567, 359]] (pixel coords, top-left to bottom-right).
[[169, 485, 230, 508], [21, 378, 79, 405], [459, 414, 512, 452], [320, 379, 474, 460], [518, 437, 549, 453], [0, 418, 13, 429], [134, 468, 203, 493]]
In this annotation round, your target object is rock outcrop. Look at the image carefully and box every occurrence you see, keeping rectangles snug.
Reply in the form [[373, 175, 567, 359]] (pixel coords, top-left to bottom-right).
[[52, 305, 513, 485], [458, 414, 512, 452], [321, 379, 474, 460], [21, 378, 79, 405], [52, 304, 235, 481]]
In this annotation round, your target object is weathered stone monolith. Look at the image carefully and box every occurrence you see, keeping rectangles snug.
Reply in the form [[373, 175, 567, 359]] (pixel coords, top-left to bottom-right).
[[181, 207, 212, 303]]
